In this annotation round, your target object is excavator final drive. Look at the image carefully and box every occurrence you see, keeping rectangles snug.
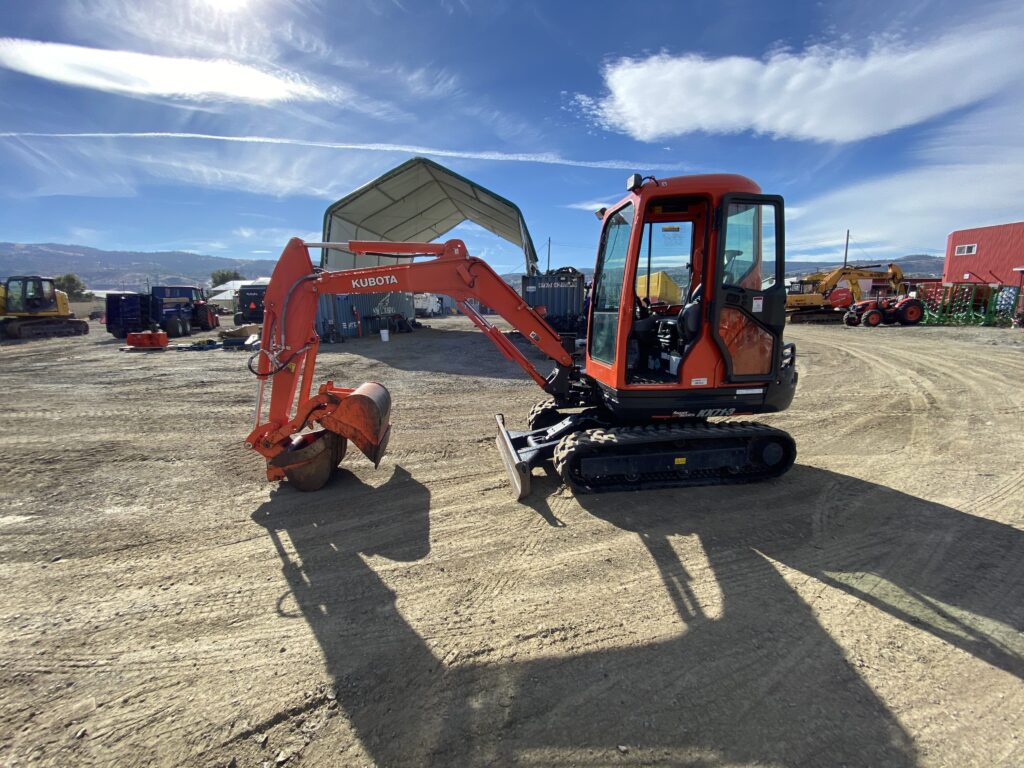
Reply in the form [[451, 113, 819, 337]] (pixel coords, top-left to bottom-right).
[[245, 173, 798, 499]]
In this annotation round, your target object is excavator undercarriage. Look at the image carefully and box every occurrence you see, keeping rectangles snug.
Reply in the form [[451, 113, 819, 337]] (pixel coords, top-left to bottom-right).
[[498, 413, 796, 498]]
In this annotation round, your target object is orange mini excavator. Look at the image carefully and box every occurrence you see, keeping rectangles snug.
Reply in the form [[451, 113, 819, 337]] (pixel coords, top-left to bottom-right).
[[245, 173, 798, 498]]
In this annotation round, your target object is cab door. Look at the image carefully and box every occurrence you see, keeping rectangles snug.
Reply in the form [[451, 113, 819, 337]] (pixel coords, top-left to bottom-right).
[[711, 195, 786, 381]]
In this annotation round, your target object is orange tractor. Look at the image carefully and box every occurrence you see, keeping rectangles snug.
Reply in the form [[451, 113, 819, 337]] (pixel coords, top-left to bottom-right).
[[245, 173, 798, 498], [843, 295, 925, 327]]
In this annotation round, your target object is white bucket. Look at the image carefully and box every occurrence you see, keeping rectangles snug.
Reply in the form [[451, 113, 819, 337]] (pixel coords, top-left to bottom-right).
[[379, 328, 390, 342]]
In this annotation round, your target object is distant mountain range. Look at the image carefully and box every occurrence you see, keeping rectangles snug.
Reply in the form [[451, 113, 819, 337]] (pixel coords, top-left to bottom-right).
[[0, 242, 278, 291], [0, 242, 946, 293], [784, 253, 944, 278]]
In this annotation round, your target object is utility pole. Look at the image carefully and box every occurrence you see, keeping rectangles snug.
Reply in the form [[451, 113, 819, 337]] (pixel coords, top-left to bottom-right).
[[546, 237, 551, 273], [843, 229, 850, 268]]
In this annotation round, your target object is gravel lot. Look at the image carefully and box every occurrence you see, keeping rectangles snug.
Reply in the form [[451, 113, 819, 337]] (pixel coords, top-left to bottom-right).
[[1, 317, 1022, 767]]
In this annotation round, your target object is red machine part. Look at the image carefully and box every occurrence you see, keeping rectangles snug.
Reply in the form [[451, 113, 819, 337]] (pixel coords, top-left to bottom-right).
[[828, 287, 854, 308], [245, 238, 572, 489], [126, 330, 169, 348]]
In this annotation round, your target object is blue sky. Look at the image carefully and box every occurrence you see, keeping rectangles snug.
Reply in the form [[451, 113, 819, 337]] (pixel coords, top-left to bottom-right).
[[1, 0, 1022, 272]]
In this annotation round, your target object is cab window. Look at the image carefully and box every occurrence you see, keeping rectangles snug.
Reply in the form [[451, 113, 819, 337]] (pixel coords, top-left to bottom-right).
[[721, 202, 778, 290], [636, 220, 693, 306], [589, 203, 634, 365]]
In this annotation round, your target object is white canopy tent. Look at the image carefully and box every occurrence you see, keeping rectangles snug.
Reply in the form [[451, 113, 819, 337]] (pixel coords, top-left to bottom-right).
[[208, 290, 237, 310], [210, 277, 271, 292], [320, 157, 540, 275]]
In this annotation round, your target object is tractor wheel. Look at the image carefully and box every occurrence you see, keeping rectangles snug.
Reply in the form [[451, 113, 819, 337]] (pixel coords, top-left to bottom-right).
[[843, 312, 860, 327], [898, 300, 925, 326], [234, 312, 244, 326], [862, 309, 883, 327], [182, 318, 192, 336], [110, 325, 126, 339], [528, 399, 564, 430]]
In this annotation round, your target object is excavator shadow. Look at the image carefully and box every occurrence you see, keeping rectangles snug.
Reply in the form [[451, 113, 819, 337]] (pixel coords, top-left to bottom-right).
[[250, 464, 1022, 766], [575, 465, 1024, 681]]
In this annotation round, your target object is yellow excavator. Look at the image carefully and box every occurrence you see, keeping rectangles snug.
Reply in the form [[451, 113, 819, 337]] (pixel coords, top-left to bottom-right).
[[786, 263, 905, 323], [0, 276, 89, 339]]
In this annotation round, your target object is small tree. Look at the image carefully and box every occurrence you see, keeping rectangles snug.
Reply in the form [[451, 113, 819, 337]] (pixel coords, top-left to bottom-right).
[[211, 268, 244, 287], [53, 273, 92, 301]]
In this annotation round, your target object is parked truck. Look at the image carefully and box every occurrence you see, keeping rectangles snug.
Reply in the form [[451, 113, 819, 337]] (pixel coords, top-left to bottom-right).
[[413, 292, 442, 317], [105, 286, 219, 338], [234, 284, 266, 326]]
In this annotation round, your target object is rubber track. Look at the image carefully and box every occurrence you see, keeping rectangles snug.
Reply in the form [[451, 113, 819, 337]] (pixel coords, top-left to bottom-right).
[[527, 399, 560, 430], [552, 421, 796, 494]]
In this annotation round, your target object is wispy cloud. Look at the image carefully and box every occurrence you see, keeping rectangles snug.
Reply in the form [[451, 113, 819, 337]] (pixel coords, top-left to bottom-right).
[[0, 132, 382, 199], [0, 131, 686, 172], [564, 196, 621, 212], [0, 38, 325, 104], [577, 10, 1024, 143], [788, 93, 1024, 259]]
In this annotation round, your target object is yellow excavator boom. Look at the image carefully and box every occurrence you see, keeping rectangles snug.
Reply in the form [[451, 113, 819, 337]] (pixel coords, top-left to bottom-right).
[[786, 263, 906, 321]]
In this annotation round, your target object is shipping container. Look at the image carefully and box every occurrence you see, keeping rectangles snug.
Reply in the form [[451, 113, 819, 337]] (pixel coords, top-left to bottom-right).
[[521, 268, 586, 331], [316, 291, 415, 339]]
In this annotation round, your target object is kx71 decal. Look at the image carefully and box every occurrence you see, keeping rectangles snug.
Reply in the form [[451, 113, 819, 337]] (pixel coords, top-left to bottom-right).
[[672, 408, 737, 418]]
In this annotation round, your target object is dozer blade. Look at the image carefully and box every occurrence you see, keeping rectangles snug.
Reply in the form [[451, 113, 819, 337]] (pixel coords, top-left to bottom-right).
[[270, 431, 347, 492], [322, 382, 392, 467], [495, 413, 531, 500]]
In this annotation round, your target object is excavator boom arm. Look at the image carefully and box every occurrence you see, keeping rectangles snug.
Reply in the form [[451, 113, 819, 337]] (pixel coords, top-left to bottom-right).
[[245, 238, 575, 481]]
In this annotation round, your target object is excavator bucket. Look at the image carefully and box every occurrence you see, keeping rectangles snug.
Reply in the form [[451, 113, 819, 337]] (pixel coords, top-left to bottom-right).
[[263, 383, 390, 493], [321, 382, 392, 468], [269, 431, 347, 492]]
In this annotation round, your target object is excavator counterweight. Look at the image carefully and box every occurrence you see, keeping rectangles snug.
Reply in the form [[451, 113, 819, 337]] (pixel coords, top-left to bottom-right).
[[246, 173, 799, 498]]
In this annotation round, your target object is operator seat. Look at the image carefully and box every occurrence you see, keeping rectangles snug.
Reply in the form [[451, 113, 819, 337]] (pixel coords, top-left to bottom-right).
[[678, 283, 702, 346], [631, 297, 658, 372]]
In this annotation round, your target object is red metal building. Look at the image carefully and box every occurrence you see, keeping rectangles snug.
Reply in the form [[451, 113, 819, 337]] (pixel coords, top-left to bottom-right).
[[944, 221, 1024, 285]]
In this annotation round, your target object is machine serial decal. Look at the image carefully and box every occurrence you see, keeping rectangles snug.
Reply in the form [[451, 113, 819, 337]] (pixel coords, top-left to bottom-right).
[[351, 275, 399, 288], [672, 408, 737, 418]]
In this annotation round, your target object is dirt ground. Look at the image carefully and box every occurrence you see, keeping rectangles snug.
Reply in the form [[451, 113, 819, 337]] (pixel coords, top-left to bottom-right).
[[1, 317, 1022, 767]]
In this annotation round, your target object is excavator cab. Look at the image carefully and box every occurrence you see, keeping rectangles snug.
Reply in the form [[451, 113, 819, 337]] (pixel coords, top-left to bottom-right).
[[4, 276, 59, 315], [585, 176, 793, 420]]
